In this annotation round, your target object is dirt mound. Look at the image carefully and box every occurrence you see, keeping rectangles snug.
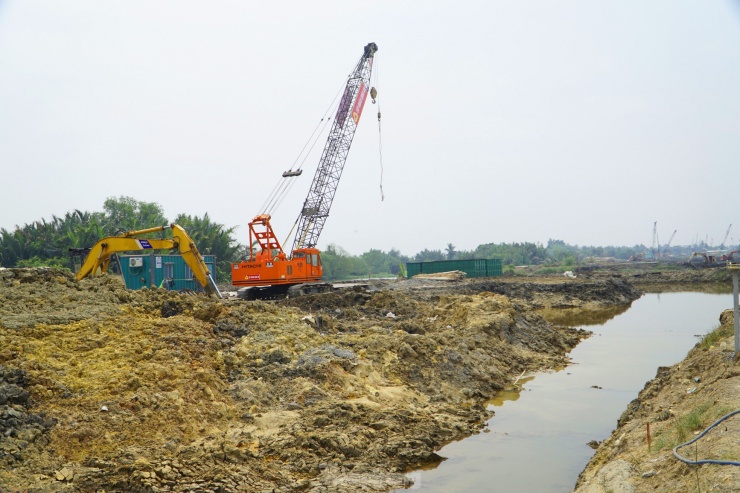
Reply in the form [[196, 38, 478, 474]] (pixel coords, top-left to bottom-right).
[[455, 277, 642, 309], [0, 365, 56, 468], [0, 267, 126, 329], [0, 267, 631, 492], [574, 263, 735, 288]]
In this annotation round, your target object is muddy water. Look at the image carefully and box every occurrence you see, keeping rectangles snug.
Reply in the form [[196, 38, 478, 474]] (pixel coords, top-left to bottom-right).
[[396, 292, 733, 493]]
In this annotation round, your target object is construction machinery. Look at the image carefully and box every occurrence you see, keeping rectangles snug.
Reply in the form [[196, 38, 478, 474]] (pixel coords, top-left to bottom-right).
[[722, 250, 740, 263], [721, 224, 733, 249], [662, 229, 677, 256], [688, 251, 715, 267], [232, 42, 378, 300], [687, 250, 740, 268], [74, 224, 221, 298]]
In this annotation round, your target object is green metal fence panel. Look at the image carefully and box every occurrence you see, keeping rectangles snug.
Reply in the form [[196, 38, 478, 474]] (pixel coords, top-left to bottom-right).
[[405, 258, 502, 278], [485, 258, 503, 276], [406, 262, 423, 277]]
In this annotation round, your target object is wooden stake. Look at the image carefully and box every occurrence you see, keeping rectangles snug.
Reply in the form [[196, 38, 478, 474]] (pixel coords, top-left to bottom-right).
[[647, 422, 652, 452]]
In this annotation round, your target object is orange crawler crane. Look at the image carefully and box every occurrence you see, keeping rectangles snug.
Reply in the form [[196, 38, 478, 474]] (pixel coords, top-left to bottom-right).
[[232, 42, 378, 300]]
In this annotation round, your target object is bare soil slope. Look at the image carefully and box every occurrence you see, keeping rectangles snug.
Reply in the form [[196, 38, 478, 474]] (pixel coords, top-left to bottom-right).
[[0, 268, 639, 493]]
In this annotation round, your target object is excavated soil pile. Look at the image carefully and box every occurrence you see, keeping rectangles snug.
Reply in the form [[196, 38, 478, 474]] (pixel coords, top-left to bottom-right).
[[0, 268, 636, 493], [574, 309, 740, 493], [573, 263, 734, 290], [446, 276, 640, 309]]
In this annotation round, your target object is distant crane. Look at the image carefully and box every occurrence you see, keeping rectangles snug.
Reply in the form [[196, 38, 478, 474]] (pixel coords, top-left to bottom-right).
[[667, 230, 677, 247], [721, 224, 732, 249], [663, 229, 677, 255]]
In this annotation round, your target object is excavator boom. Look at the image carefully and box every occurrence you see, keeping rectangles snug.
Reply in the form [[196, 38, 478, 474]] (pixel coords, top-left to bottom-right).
[[76, 224, 221, 298]]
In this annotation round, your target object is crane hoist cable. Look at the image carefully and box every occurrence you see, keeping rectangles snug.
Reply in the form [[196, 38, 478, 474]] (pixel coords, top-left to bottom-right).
[[257, 180, 282, 215], [371, 57, 384, 201], [278, 56, 371, 245], [289, 43, 377, 252], [287, 80, 346, 173], [295, 114, 334, 171], [292, 58, 363, 174], [377, 106, 384, 202], [258, 74, 351, 217], [279, 111, 338, 244], [264, 98, 337, 217]]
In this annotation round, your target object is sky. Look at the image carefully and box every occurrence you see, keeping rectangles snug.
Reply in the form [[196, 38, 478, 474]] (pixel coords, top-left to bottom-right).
[[1, 1, 739, 256]]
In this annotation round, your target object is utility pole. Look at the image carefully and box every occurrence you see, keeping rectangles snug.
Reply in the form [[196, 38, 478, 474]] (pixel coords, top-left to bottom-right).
[[652, 222, 659, 258], [730, 263, 740, 355]]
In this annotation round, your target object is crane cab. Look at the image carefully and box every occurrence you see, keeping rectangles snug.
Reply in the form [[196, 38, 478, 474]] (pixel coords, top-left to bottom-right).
[[231, 248, 323, 288], [231, 214, 323, 297]]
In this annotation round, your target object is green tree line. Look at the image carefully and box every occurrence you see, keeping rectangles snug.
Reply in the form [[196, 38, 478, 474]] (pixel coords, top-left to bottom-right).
[[1, 197, 723, 283], [320, 239, 721, 280], [0, 197, 239, 280]]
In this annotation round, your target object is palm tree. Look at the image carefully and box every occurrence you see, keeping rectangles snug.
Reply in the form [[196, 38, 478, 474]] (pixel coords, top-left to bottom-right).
[[445, 243, 457, 260], [173, 213, 241, 280]]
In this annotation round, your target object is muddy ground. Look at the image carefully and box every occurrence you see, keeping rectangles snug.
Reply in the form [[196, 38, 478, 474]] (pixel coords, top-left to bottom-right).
[[0, 265, 732, 492]]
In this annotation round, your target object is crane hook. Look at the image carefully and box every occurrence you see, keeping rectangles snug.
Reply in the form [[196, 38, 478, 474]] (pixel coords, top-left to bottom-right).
[[370, 87, 377, 104]]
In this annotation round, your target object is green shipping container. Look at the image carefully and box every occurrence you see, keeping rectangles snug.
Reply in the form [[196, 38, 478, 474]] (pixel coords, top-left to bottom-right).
[[119, 254, 216, 293], [485, 258, 503, 276], [406, 262, 423, 277], [405, 258, 502, 279]]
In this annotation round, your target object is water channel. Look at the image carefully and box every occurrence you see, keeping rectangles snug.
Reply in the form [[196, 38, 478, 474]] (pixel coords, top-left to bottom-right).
[[395, 291, 733, 493]]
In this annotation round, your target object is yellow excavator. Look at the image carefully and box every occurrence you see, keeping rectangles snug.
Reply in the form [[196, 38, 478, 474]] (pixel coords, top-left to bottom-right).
[[74, 224, 222, 298]]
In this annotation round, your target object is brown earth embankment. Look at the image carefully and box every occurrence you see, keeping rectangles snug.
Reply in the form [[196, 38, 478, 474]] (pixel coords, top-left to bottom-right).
[[0, 267, 642, 492]]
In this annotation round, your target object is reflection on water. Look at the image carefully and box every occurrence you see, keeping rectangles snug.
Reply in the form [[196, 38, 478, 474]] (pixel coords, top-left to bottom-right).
[[394, 292, 732, 493], [641, 283, 733, 295], [538, 304, 631, 326], [485, 376, 534, 407]]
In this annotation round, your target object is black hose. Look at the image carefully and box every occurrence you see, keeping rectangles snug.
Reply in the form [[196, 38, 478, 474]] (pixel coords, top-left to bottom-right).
[[673, 410, 740, 466]]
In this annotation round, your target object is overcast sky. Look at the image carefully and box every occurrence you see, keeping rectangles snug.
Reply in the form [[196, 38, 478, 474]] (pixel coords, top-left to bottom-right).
[[1, 1, 739, 256]]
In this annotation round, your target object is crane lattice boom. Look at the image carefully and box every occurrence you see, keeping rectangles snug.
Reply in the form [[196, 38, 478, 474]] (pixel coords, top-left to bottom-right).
[[722, 224, 732, 247], [231, 42, 379, 299], [291, 42, 378, 252]]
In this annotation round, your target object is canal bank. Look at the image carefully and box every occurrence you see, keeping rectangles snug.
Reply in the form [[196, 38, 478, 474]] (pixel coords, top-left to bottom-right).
[[0, 268, 635, 493], [0, 267, 734, 492], [574, 302, 740, 493], [394, 292, 735, 492]]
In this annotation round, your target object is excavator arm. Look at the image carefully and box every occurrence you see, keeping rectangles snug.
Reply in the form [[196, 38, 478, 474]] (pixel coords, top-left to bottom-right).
[[75, 224, 222, 298]]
